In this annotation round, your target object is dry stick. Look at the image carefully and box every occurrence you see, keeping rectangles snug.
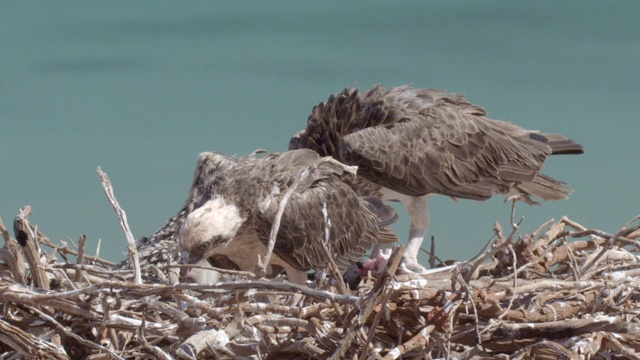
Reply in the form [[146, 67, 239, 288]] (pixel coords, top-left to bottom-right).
[[565, 238, 582, 281], [96, 238, 102, 259], [0, 216, 27, 284], [556, 228, 640, 250], [320, 242, 349, 296], [31, 305, 126, 360], [498, 316, 635, 334], [534, 218, 568, 255], [98, 293, 112, 349], [0, 318, 69, 360], [510, 199, 518, 229], [330, 246, 404, 360], [561, 216, 588, 231], [382, 325, 436, 360], [177, 328, 230, 359], [97, 166, 141, 284], [30, 224, 116, 267], [512, 340, 574, 359], [580, 219, 640, 274], [144, 345, 173, 360], [454, 268, 482, 344], [604, 333, 640, 358], [450, 344, 483, 360], [497, 244, 518, 321], [256, 168, 307, 279], [531, 218, 555, 240], [75, 234, 87, 283], [14, 206, 50, 290], [321, 202, 349, 296], [5, 278, 360, 305], [418, 246, 447, 268], [51, 266, 79, 290], [163, 263, 255, 278], [358, 259, 401, 360], [429, 235, 436, 269], [463, 218, 522, 284], [52, 263, 123, 278]]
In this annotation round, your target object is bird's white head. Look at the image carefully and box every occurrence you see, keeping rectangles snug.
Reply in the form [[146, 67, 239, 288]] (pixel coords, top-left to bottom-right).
[[178, 196, 245, 276]]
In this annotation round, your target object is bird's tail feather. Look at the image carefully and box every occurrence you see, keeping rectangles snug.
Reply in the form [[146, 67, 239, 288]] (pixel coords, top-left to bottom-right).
[[363, 196, 399, 228], [540, 133, 584, 155], [516, 173, 573, 202], [363, 196, 400, 244]]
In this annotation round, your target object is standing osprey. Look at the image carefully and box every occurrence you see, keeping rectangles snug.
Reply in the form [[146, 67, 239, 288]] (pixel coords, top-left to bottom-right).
[[178, 149, 399, 284], [289, 84, 584, 273]]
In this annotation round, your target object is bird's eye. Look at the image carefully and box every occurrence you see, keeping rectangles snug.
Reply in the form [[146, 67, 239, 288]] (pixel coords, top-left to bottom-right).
[[199, 242, 211, 251]]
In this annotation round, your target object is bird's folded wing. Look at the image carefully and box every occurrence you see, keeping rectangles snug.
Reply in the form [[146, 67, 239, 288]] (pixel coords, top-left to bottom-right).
[[339, 105, 552, 200], [252, 180, 396, 273]]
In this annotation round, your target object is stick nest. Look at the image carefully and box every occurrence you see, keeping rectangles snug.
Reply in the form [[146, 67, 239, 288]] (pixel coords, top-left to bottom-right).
[[2, 206, 640, 359]]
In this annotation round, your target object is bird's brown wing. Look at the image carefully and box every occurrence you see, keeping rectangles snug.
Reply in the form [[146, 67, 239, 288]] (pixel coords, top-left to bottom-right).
[[339, 90, 555, 199], [252, 174, 398, 273]]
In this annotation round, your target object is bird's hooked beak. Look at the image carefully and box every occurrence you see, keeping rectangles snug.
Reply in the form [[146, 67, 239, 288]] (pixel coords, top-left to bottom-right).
[[179, 251, 201, 277]]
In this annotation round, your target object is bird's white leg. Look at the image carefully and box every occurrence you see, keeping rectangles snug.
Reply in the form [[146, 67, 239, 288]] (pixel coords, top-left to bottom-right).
[[370, 189, 430, 274], [400, 195, 430, 273]]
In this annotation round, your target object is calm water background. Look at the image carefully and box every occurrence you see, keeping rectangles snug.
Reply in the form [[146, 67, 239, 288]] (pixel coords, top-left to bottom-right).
[[1, 1, 638, 263]]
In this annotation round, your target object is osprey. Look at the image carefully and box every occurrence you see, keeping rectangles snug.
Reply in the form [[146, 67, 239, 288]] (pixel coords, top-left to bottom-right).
[[289, 84, 584, 273], [178, 149, 399, 284]]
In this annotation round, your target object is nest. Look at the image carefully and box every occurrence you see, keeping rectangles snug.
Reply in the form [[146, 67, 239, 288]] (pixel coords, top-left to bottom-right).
[[2, 172, 640, 359]]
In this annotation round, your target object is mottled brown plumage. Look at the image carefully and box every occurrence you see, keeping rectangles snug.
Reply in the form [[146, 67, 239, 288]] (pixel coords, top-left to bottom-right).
[[113, 148, 245, 279], [178, 149, 399, 284], [290, 84, 584, 272]]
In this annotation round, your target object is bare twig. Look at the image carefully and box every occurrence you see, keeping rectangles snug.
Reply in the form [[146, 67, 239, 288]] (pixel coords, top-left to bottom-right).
[[463, 218, 522, 284], [382, 325, 435, 360], [331, 246, 404, 360], [497, 245, 518, 321], [255, 168, 306, 279], [14, 207, 49, 289], [0, 318, 69, 360], [97, 166, 141, 284], [580, 219, 640, 274], [321, 202, 349, 295], [0, 216, 27, 284], [30, 306, 125, 360], [75, 234, 87, 283]]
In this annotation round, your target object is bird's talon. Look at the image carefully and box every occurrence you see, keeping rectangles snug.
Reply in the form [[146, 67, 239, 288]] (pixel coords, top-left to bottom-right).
[[400, 254, 428, 274]]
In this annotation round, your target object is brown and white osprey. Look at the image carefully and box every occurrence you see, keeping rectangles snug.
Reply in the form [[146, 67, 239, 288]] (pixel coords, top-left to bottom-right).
[[177, 148, 399, 284], [289, 84, 584, 273]]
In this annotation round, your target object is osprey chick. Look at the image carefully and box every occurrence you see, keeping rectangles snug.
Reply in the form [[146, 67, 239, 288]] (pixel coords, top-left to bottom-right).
[[178, 149, 398, 284], [290, 84, 584, 273]]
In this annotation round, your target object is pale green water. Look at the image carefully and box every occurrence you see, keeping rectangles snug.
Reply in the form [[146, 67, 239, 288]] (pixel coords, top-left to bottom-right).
[[1, 1, 638, 263]]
